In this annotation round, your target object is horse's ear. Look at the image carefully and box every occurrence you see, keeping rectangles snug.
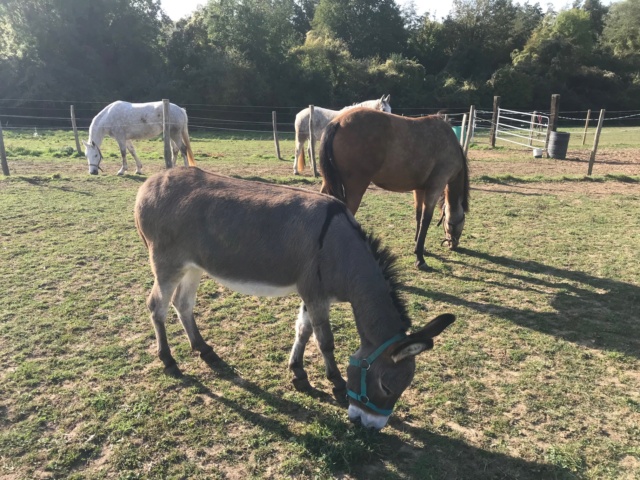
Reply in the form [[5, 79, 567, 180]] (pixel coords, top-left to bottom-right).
[[390, 314, 455, 363], [383, 94, 391, 103], [82, 140, 90, 147]]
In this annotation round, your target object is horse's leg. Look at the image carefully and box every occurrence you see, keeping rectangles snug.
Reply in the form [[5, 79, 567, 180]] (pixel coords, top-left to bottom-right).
[[344, 181, 368, 216], [414, 188, 441, 270], [307, 301, 347, 402], [288, 302, 314, 391], [116, 139, 128, 176], [171, 266, 218, 363], [126, 140, 143, 174], [147, 267, 182, 372], [413, 190, 425, 242]]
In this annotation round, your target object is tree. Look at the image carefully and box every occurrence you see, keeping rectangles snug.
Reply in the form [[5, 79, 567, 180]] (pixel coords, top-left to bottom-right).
[[311, 0, 407, 59], [601, 0, 640, 62]]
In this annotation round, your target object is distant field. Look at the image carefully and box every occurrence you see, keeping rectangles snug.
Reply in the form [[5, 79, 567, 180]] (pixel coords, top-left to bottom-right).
[[1, 131, 639, 479]]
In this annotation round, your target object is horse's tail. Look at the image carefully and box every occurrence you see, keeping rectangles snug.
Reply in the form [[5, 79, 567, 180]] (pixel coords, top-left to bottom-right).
[[319, 121, 345, 202], [182, 122, 196, 167], [295, 127, 306, 172]]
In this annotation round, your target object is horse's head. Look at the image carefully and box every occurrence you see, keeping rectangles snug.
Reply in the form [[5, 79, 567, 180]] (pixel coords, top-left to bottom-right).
[[346, 314, 455, 430], [378, 94, 392, 113], [438, 192, 466, 250], [83, 140, 103, 175]]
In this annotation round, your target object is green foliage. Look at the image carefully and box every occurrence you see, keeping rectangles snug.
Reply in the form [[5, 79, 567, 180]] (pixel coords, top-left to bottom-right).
[[312, 0, 407, 58], [601, 0, 640, 63]]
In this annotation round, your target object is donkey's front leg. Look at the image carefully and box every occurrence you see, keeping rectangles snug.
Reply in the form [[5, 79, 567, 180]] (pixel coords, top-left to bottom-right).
[[308, 302, 347, 401]]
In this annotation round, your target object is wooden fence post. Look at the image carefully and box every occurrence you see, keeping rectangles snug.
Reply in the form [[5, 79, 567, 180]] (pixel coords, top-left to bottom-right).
[[587, 109, 605, 176], [582, 109, 591, 146], [272, 111, 282, 160], [70, 105, 82, 155], [544, 94, 560, 157], [489, 96, 500, 147], [460, 114, 467, 147], [0, 120, 9, 176], [463, 105, 475, 156], [162, 99, 173, 169], [308, 105, 318, 177], [528, 111, 537, 146]]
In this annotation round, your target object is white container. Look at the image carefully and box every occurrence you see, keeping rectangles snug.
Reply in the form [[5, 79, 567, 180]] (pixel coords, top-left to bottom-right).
[[533, 148, 543, 158]]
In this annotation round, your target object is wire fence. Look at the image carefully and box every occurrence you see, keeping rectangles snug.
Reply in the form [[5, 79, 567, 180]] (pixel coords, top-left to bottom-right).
[[1, 98, 639, 149]]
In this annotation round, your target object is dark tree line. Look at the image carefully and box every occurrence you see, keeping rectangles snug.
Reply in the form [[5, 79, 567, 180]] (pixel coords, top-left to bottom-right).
[[1, 0, 639, 113]]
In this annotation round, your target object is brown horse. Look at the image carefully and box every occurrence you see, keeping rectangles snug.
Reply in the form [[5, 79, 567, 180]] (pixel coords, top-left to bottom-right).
[[135, 167, 455, 430], [319, 108, 470, 270]]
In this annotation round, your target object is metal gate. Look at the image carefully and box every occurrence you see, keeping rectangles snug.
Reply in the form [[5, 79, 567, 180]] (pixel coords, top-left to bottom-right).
[[495, 108, 549, 151]]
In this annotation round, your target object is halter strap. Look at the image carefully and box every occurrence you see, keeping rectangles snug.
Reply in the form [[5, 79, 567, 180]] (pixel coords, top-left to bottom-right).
[[346, 332, 407, 416]]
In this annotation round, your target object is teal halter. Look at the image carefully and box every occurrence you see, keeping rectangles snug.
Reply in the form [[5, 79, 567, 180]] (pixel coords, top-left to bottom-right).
[[346, 332, 407, 416]]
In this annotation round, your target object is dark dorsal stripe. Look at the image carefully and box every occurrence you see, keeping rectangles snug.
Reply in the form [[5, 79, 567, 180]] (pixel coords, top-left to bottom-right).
[[318, 202, 347, 249]]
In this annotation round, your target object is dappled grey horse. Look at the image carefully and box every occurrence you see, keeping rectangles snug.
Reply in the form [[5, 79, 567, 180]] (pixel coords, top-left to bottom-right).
[[293, 95, 391, 175], [84, 101, 196, 175], [135, 167, 455, 430]]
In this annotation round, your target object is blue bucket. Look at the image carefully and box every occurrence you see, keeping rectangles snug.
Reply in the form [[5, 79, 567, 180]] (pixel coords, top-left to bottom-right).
[[452, 126, 462, 141]]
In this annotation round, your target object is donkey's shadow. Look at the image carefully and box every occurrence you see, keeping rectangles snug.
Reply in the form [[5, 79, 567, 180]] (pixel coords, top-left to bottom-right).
[[167, 358, 574, 479]]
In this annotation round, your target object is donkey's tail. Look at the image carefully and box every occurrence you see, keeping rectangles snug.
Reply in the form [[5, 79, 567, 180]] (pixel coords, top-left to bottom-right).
[[182, 123, 196, 167], [319, 121, 345, 202]]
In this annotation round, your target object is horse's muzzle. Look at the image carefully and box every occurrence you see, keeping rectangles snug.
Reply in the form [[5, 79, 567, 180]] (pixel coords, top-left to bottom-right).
[[89, 169, 99, 175]]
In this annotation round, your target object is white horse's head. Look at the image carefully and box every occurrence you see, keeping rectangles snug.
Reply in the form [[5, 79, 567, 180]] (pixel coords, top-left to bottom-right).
[[379, 94, 392, 113], [83, 140, 103, 175]]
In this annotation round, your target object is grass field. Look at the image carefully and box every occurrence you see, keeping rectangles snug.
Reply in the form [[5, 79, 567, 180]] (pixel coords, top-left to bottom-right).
[[1, 129, 639, 479]]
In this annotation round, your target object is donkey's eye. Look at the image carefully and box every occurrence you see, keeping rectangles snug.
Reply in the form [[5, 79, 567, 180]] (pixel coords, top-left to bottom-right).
[[381, 383, 393, 396]]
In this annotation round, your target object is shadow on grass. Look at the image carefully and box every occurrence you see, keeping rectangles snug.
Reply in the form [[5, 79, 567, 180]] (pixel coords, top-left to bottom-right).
[[168, 358, 574, 479], [420, 247, 639, 357]]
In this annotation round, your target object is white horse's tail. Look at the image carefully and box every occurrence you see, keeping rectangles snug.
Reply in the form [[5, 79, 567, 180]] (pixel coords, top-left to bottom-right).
[[182, 123, 196, 167], [295, 129, 306, 172]]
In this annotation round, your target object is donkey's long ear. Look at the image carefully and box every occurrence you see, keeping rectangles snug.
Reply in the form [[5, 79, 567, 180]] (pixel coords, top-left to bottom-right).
[[390, 314, 455, 363]]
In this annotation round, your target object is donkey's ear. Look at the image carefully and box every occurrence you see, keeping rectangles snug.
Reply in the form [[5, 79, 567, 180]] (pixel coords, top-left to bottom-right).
[[390, 314, 455, 363]]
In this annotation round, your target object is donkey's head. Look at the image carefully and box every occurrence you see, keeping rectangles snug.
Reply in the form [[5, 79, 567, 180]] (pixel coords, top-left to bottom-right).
[[346, 313, 455, 430], [83, 140, 103, 175]]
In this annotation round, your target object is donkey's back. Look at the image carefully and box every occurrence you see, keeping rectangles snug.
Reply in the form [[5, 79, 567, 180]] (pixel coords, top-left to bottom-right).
[[135, 167, 360, 294]]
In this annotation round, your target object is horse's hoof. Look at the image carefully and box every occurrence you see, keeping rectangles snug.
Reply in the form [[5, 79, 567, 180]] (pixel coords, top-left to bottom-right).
[[415, 260, 431, 271], [292, 376, 312, 392], [163, 362, 182, 378], [200, 349, 220, 364]]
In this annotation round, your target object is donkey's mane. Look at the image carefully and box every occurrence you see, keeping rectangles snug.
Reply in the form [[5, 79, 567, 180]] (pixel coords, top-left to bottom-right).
[[360, 228, 412, 329]]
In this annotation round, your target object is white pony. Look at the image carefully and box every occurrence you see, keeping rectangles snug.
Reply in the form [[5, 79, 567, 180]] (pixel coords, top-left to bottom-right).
[[84, 101, 196, 175], [293, 95, 391, 175]]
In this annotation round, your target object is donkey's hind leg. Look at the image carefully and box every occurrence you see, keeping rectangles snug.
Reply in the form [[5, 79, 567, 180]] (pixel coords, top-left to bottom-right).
[[171, 267, 218, 363], [289, 303, 314, 391], [147, 272, 182, 372]]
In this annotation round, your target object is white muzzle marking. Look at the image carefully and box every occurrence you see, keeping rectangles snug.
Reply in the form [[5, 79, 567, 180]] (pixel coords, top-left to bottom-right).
[[348, 404, 389, 430]]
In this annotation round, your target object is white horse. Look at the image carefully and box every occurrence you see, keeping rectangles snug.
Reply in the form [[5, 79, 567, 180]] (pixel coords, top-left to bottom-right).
[[293, 95, 391, 175], [84, 101, 196, 175]]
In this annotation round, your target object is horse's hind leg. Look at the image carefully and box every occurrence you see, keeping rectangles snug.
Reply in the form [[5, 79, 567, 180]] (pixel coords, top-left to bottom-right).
[[171, 267, 218, 363], [126, 140, 143, 174]]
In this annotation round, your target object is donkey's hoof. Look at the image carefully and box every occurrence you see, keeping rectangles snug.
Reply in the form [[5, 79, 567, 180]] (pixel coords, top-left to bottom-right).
[[292, 376, 312, 392], [332, 386, 348, 406], [200, 349, 220, 364], [415, 260, 431, 271]]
